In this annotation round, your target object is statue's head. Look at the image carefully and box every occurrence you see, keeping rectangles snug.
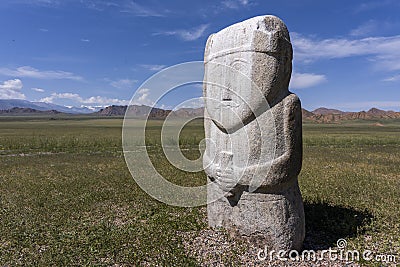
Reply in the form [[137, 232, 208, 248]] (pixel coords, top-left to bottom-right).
[[204, 15, 292, 131]]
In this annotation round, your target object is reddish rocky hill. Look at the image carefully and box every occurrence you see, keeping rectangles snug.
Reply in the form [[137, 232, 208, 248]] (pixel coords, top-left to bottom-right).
[[312, 108, 345, 115], [95, 105, 202, 119], [96, 105, 172, 118], [303, 107, 400, 123], [96, 105, 127, 116]]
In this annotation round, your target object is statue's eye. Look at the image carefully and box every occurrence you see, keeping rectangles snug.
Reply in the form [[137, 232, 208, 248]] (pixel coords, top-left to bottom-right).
[[230, 58, 249, 71]]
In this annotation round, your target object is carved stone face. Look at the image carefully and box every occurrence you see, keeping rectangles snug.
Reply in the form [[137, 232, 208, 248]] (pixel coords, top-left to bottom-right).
[[204, 53, 280, 131], [203, 16, 292, 131]]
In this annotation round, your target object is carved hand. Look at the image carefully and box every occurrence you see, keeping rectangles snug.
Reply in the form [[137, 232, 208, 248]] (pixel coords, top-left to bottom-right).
[[215, 166, 237, 195]]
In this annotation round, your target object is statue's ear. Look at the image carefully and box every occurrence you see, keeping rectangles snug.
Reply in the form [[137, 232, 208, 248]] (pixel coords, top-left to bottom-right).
[[204, 34, 215, 96], [205, 34, 215, 55], [279, 54, 289, 77], [281, 44, 293, 76], [283, 56, 292, 76]]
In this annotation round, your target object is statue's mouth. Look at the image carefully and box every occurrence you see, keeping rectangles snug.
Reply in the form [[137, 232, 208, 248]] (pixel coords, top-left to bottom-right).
[[219, 98, 240, 109]]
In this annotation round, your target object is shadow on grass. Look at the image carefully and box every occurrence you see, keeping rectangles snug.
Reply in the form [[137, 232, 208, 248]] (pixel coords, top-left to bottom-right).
[[303, 202, 373, 250]]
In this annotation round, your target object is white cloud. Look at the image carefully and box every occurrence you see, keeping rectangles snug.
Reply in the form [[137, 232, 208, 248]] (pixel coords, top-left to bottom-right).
[[157, 104, 171, 110], [80, 105, 104, 111], [39, 28, 49, 32], [154, 24, 209, 41], [40, 93, 80, 103], [137, 88, 149, 94], [82, 0, 119, 11], [130, 88, 154, 106], [292, 33, 400, 71], [173, 98, 204, 110], [84, 96, 129, 105], [349, 20, 377, 37], [0, 79, 25, 99], [80, 38, 90, 42], [137, 88, 149, 102], [0, 66, 83, 80], [110, 78, 137, 89], [383, 74, 400, 82], [32, 87, 45, 92], [355, 0, 398, 13], [40, 92, 129, 106], [32, 55, 87, 63], [290, 72, 326, 89], [8, 0, 165, 17], [28, 0, 61, 6], [349, 20, 399, 37], [140, 64, 167, 71], [222, 0, 250, 9], [78, 1, 164, 16], [0, 79, 23, 90], [120, 1, 163, 17]]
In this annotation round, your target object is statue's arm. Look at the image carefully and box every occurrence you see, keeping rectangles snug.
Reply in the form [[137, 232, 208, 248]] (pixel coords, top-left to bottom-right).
[[237, 94, 303, 187], [203, 152, 218, 179], [202, 115, 218, 179]]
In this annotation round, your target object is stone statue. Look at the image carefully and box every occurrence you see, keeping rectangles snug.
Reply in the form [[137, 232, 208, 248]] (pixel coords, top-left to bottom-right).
[[203, 15, 305, 251]]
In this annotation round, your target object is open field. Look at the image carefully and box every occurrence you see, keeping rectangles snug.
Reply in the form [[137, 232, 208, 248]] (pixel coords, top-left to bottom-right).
[[0, 116, 399, 265]]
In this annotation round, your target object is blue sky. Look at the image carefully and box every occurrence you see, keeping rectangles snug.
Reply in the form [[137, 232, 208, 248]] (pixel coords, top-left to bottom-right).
[[0, 0, 399, 111]]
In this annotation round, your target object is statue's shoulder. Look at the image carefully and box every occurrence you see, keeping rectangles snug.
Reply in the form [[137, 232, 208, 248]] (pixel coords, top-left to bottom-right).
[[283, 93, 301, 109]]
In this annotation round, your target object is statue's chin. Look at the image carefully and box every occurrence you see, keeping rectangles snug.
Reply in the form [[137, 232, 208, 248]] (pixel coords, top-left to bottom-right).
[[206, 105, 255, 133], [212, 114, 253, 133]]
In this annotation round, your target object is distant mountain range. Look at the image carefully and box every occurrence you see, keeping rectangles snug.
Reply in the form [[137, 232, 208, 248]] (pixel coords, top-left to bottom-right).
[[94, 105, 203, 119], [0, 99, 96, 114], [96, 105, 400, 122], [63, 104, 400, 122], [0, 107, 61, 115], [1, 99, 399, 122]]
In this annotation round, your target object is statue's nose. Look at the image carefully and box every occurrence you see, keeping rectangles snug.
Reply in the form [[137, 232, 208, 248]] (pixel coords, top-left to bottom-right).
[[221, 87, 231, 101]]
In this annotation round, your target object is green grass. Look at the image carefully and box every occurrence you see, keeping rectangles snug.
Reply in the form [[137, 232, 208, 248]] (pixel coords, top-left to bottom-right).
[[0, 116, 399, 265]]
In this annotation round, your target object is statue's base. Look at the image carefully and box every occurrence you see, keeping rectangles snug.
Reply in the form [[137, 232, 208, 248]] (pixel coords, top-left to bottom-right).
[[207, 178, 305, 251]]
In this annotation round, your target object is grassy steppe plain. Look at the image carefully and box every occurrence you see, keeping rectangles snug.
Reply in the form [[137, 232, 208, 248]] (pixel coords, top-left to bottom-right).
[[0, 116, 399, 266]]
